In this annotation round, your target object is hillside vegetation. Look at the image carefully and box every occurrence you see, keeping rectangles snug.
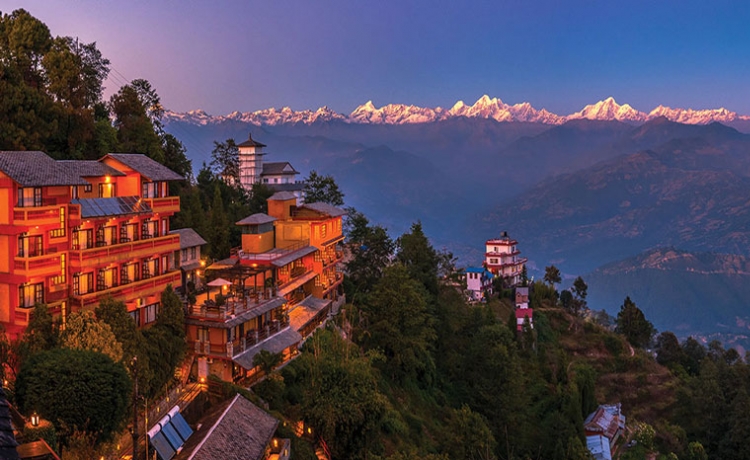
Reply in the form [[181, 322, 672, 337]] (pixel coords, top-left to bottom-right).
[[251, 218, 746, 460]]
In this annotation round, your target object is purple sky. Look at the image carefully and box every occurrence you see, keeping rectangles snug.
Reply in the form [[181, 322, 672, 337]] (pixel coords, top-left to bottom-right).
[[6, 1, 750, 115]]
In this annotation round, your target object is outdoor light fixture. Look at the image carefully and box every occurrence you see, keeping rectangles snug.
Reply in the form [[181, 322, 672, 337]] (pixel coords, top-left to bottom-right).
[[30, 412, 39, 427]]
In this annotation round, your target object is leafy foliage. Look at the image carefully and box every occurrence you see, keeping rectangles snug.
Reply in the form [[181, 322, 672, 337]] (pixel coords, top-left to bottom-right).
[[59, 310, 123, 362], [303, 170, 344, 206], [15, 348, 131, 446], [615, 296, 656, 348]]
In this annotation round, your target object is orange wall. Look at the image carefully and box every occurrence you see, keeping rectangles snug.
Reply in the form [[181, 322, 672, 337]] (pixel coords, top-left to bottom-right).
[[241, 231, 275, 253]]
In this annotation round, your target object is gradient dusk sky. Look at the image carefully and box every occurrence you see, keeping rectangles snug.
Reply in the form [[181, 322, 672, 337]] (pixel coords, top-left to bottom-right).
[[6, 1, 750, 116]]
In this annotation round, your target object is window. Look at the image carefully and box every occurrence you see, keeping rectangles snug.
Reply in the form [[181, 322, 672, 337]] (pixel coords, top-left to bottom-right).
[[198, 327, 209, 342], [18, 283, 43, 308], [73, 272, 93, 296], [141, 181, 163, 198], [98, 183, 115, 198], [182, 249, 188, 262], [50, 207, 66, 238], [71, 186, 79, 199], [17, 235, 43, 257], [72, 228, 93, 250], [190, 247, 196, 260], [98, 267, 117, 290], [84, 183, 92, 193], [142, 220, 157, 239], [17, 187, 42, 207], [144, 303, 158, 324], [130, 309, 141, 327], [320, 224, 327, 239]]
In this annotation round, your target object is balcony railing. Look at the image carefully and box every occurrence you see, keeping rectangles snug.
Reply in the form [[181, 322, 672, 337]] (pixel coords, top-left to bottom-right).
[[232, 239, 310, 262], [70, 234, 179, 267], [192, 318, 291, 358], [13, 204, 67, 227], [13, 253, 62, 277], [143, 196, 180, 214], [185, 291, 280, 321], [70, 270, 181, 308]]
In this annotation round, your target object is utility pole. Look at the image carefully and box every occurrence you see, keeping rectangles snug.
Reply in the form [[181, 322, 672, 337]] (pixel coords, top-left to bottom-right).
[[132, 356, 139, 460]]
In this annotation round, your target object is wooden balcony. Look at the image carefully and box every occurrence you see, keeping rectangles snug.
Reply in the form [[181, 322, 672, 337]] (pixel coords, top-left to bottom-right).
[[13, 251, 62, 278], [70, 234, 179, 268], [143, 196, 180, 214], [192, 318, 291, 359], [70, 270, 181, 309], [13, 203, 67, 227]]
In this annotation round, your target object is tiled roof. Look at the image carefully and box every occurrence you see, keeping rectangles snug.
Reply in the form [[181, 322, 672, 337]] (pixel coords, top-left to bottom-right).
[[0, 388, 19, 460], [103, 154, 184, 181], [584, 405, 624, 440], [0, 151, 89, 187], [177, 394, 278, 460], [58, 160, 125, 178], [261, 162, 298, 175], [237, 133, 266, 148], [268, 191, 297, 201], [236, 213, 276, 226], [271, 246, 318, 268], [301, 202, 346, 217], [170, 228, 208, 249]]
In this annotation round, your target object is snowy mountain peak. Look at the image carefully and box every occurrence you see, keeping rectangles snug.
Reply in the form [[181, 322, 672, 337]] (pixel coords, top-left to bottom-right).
[[163, 97, 748, 127], [567, 97, 648, 123]]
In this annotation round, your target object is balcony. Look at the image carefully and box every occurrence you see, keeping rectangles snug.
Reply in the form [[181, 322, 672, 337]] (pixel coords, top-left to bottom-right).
[[192, 318, 291, 359], [70, 234, 179, 268], [143, 196, 180, 214], [186, 293, 285, 324], [13, 252, 61, 278], [70, 270, 181, 309], [13, 204, 67, 227]]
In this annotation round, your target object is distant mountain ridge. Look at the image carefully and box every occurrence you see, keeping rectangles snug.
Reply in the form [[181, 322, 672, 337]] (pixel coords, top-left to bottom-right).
[[164, 95, 750, 126]]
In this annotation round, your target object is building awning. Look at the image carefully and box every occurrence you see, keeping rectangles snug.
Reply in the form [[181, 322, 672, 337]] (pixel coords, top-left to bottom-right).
[[233, 328, 302, 370], [289, 296, 332, 332], [271, 246, 318, 268], [180, 261, 201, 272], [277, 270, 317, 296]]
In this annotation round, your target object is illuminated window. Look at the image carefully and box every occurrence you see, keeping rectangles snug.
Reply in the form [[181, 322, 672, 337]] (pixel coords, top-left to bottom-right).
[[17, 187, 42, 207], [18, 283, 43, 308], [98, 183, 115, 198]]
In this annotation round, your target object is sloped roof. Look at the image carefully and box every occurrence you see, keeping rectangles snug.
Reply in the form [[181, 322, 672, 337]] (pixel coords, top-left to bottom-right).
[[0, 388, 19, 460], [232, 328, 302, 370], [0, 151, 89, 187], [584, 405, 624, 440], [466, 266, 485, 274], [72, 197, 152, 218], [237, 133, 266, 148], [266, 183, 305, 193], [261, 162, 299, 175], [170, 228, 207, 249], [103, 154, 184, 181], [301, 202, 346, 217], [236, 213, 276, 226], [176, 394, 278, 460], [58, 160, 125, 178], [268, 191, 297, 201]]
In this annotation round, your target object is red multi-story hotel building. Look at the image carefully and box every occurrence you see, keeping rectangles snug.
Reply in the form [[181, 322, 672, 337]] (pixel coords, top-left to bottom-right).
[[0, 151, 184, 337]]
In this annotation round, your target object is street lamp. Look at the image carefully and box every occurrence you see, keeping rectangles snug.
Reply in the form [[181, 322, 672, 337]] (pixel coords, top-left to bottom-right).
[[30, 412, 39, 427]]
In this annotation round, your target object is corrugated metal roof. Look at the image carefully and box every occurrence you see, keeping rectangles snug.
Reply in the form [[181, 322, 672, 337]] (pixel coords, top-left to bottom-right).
[[301, 202, 346, 217], [236, 213, 276, 226], [232, 328, 302, 370]]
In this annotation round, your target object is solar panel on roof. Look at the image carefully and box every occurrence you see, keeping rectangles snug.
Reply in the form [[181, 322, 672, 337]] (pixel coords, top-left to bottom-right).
[[149, 431, 176, 460], [171, 412, 193, 441], [161, 421, 183, 450]]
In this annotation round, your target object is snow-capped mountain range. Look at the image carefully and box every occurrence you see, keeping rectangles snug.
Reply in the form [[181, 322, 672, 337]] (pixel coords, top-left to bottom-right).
[[164, 96, 749, 126]]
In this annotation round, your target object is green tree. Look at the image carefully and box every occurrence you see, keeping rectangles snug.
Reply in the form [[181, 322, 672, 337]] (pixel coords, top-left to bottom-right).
[[681, 337, 706, 376], [544, 265, 562, 288], [344, 213, 394, 302], [15, 348, 131, 447], [444, 405, 497, 460], [157, 284, 186, 340], [615, 296, 656, 348], [59, 310, 123, 362], [571, 276, 588, 314], [298, 330, 387, 460], [655, 332, 685, 369], [253, 349, 284, 375], [362, 264, 436, 383], [210, 138, 239, 184], [303, 170, 344, 206], [396, 221, 439, 298], [685, 441, 708, 460], [206, 183, 231, 259], [95, 296, 138, 361], [23, 303, 58, 355], [109, 79, 163, 162]]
